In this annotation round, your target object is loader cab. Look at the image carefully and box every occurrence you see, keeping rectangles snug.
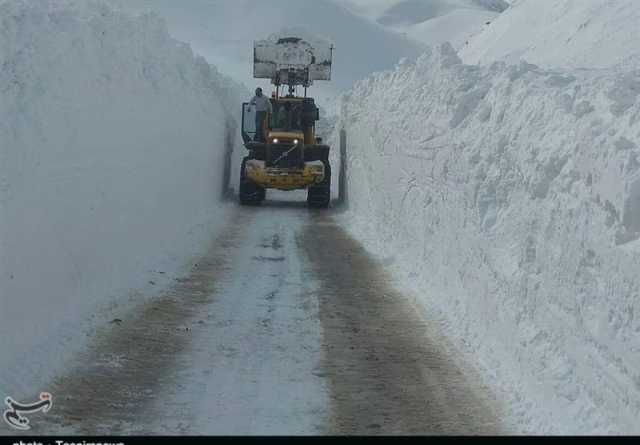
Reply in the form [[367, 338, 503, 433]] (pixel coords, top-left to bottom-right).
[[241, 96, 320, 146], [271, 99, 303, 132]]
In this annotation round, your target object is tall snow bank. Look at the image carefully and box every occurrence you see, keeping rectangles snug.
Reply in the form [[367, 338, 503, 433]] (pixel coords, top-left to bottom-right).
[[335, 44, 640, 433], [0, 0, 244, 397], [461, 0, 640, 70]]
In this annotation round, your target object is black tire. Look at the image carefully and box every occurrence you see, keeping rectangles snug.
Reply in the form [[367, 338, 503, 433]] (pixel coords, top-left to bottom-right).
[[307, 161, 331, 209], [304, 144, 330, 162], [239, 157, 265, 206]]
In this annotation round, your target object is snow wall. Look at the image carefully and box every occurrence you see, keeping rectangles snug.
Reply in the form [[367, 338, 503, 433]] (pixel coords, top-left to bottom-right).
[[0, 0, 246, 397], [334, 44, 640, 434]]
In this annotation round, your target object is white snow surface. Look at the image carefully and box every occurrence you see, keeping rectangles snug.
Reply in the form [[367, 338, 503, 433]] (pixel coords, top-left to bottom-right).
[[0, 0, 244, 398], [461, 0, 640, 70], [333, 44, 640, 434]]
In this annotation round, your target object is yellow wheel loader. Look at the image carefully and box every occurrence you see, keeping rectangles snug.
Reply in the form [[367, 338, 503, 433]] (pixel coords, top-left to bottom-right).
[[239, 37, 333, 208]]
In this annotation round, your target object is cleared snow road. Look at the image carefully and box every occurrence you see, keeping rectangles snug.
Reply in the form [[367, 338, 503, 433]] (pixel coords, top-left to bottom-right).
[[28, 195, 501, 435]]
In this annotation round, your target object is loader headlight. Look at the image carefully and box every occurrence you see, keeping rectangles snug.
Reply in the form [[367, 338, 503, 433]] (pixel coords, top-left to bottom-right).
[[272, 138, 279, 144], [293, 139, 299, 145]]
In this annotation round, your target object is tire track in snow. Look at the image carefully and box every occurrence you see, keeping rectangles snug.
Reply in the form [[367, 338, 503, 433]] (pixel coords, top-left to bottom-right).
[[21, 197, 501, 435], [24, 200, 330, 435], [26, 209, 248, 435], [301, 215, 502, 435], [145, 201, 330, 434]]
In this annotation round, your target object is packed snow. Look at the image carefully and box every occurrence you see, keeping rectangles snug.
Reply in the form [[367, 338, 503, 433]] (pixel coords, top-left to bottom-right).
[[461, 0, 640, 70], [0, 0, 245, 398], [333, 44, 640, 434]]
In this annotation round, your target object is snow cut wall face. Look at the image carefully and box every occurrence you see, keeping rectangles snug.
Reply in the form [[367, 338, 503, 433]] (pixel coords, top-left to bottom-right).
[[0, 0, 242, 396], [335, 44, 640, 434]]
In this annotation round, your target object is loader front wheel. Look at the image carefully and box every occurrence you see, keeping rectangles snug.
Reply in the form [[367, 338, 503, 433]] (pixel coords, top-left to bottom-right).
[[307, 161, 331, 209], [239, 158, 265, 206]]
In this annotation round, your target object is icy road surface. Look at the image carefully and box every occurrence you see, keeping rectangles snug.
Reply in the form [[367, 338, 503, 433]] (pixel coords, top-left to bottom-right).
[[28, 194, 501, 435]]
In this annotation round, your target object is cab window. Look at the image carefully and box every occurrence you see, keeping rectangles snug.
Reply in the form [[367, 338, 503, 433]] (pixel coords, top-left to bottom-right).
[[271, 102, 302, 131]]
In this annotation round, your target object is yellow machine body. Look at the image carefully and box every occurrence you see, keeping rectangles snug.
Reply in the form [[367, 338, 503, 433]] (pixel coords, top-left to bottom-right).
[[245, 159, 325, 191], [240, 37, 333, 207]]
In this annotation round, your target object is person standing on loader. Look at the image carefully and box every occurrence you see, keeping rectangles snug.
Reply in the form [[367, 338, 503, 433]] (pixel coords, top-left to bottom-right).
[[249, 87, 272, 142]]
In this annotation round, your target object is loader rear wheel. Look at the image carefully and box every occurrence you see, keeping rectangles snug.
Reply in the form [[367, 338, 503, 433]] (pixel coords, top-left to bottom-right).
[[239, 158, 265, 206], [307, 161, 331, 209]]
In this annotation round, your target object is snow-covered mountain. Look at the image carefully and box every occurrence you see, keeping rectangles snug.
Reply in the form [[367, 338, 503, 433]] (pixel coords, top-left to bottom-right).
[[461, 0, 640, 69], [376, 0, 508, 26], [122, 0, 513, 99], [337, 0, 509, 48], [336, 0, 507, 23], [123, 0, 426, 99]]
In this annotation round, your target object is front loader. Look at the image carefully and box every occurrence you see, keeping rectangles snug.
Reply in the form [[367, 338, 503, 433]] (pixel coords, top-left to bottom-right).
[[238, 37, 334, 208]]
